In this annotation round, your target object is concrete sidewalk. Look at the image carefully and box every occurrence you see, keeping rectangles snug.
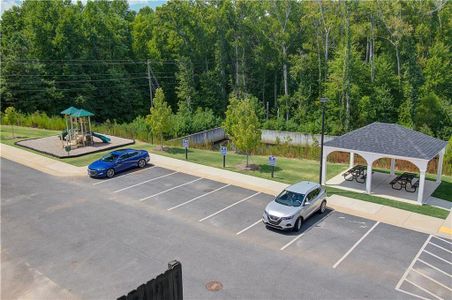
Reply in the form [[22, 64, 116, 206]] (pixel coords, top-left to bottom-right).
[[0, 144, 85, 177], [1, 142, 451, 238]]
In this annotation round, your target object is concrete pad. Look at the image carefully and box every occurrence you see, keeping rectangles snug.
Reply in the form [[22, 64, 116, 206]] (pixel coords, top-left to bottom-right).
[[327, 171, 441, 205], [374, 205, 411, 228], [327, 194, 383, 221], [17, 135, 134, 158], [403, 213, 444, 235]]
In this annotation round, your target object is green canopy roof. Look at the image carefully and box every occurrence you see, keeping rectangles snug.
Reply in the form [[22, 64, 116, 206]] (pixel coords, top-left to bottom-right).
[[60, 106, 79, 115], [71, 108, 94, 117]]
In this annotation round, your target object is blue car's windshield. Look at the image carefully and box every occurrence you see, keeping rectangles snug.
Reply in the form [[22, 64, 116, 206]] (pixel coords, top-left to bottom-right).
[[275, 190, 305, 207], [101, 153, 119, 162]]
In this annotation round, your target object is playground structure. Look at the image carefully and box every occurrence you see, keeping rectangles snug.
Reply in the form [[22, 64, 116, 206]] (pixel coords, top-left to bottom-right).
[[60, 106, 110, 150]]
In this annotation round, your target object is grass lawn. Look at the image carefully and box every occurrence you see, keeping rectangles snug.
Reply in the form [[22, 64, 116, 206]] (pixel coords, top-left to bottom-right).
[[1, 125, 450, 219]]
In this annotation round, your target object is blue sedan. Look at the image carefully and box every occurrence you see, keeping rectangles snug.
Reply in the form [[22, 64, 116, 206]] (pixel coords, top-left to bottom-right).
[[88, 149, 150, 178]]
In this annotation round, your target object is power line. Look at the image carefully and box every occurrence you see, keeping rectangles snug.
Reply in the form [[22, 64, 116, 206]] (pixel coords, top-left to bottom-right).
[[8, 83, 150, 93], [2, 72, 147, 77], [4, 76, 149, 85]]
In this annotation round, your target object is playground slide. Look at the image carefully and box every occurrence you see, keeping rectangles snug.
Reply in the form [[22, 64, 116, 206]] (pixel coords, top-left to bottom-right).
[[92, 132, 111, 143]]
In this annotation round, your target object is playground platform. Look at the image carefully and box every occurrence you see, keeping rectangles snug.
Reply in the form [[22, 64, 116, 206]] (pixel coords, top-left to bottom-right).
[[16, 134, 134, 158]]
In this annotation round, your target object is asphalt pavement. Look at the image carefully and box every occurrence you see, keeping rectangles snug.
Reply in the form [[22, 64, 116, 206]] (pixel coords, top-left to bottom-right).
[[2, 158, 451, 300]]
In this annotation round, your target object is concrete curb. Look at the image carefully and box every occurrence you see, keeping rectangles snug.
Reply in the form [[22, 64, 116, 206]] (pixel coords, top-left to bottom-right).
[[0, 143, 85, 177], [1, 142, 450, 238]]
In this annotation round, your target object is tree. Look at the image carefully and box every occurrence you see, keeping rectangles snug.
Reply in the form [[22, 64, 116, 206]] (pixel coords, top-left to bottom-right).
[[415, 92, 449, 138], [4, 107, 19, 138], [223, 96, 261, 167], [146, 88, 172, 148]]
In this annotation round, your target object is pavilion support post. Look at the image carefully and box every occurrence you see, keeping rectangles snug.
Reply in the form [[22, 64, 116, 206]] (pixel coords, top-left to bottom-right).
[[417, 170, 426, 204], [366, 161, 373, 194], [390, 158, 396, 175], [349, 153, 354, 169], [436, 149, 445, 183]]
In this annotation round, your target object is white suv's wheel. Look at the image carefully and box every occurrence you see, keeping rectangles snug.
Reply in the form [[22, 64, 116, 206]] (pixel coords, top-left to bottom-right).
[[138, 159, 146, 168], [293, 217, 303, 232], [319, 200, 327, 214], [106, 168, 115, 178]]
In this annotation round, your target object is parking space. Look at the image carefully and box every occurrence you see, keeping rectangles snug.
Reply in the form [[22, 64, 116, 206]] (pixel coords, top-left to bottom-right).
[[200, 193, 274, 233], [397, 235, 452, 300], [281, 212, 377, 266], [86, 165, 451, 299]]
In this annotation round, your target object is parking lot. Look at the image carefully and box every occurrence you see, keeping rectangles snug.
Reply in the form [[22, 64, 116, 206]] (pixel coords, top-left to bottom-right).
[[2, 159, 451, 299], [89, 164, 452, 298]]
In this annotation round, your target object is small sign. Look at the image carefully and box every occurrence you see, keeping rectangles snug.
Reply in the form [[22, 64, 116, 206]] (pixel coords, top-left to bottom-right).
[[182, 139, 189, 149], [220, 146, 227, 156], [268, 155, 276, 166]]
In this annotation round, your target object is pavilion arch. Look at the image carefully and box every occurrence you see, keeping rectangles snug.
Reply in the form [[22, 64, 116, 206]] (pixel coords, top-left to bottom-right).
[[321, 122, 447, 205]]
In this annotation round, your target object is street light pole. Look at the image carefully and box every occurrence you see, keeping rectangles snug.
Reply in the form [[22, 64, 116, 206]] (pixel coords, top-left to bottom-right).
[[319, 97, 328, 185]]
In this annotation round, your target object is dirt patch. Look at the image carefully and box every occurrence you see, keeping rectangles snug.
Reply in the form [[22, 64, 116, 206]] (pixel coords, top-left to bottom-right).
[[236, 164, 260, 171]]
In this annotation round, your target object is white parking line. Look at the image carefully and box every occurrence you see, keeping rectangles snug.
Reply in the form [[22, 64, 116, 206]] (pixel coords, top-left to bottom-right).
[[417, 258, 452, 277], [429, 241, 452, 254], [404, 279, 442, 300], [167, 184, 231, 211], [199, 192, 260, 222], [396, 235, 432, 290], [395, 286, 430, 300], [433, 236, 452, 245], [332, 221, 380, 269], [236, 219, 262, 235], [280, 232, 306, 251], [279, 211, 333, 251], [411, 268, 452, 292], [92, 166, 155, 185], [139, 178, 203, 202], [112, 172, 178, 193], [424, 250, 452, 265]]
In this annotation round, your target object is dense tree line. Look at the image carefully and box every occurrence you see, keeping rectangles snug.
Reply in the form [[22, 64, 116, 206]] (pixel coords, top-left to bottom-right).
[[1, 0, 450, 139]]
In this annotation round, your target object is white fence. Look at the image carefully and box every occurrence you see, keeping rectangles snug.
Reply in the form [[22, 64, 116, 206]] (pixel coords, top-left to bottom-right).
[[261, 129, 336, 146], [170, 127, 226, 145], [171, 127, 336, 146]]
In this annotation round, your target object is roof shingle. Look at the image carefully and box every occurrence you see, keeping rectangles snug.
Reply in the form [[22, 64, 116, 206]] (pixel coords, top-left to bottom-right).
[[324, 122, 447, 160]]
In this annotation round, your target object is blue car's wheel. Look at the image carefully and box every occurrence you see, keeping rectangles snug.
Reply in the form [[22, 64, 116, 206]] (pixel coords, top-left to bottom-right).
[[106, 168, 115, 178], [138, 159, 146, 168]]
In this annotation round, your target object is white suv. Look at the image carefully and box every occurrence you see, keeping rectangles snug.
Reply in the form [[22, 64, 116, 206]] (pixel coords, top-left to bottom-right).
[[262, 181, 327, 232]]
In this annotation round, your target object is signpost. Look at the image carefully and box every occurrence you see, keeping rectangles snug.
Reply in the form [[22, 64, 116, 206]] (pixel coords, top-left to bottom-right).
[[183, 139, 189, 160], [220, 146, 227, 168], [268, 155, 276, 178]]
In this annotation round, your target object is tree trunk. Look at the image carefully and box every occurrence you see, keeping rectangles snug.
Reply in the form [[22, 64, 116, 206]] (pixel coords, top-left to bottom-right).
[[395, 46, 401, 80], [370, 15, 375, 82], [246, 153, 249, 167], [283, 46, 289, 122], [235, 40, 239, 91]]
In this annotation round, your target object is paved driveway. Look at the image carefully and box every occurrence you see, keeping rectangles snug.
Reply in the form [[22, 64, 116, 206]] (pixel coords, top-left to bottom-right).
[[2, 159, 451, 299]]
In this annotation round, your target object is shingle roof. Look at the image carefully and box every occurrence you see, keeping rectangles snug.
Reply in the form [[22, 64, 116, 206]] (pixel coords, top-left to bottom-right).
[[324, 122, 447, 160]]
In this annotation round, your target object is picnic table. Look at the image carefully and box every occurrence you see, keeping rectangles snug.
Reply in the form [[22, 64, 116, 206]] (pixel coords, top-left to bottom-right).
[[389, 172, 419, 193], [343, 165, 367, 183]]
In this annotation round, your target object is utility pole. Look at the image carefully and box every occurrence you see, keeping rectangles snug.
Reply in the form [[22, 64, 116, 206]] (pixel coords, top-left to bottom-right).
[[319, 97, 328, 185], [147, 59, 153, 107]]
